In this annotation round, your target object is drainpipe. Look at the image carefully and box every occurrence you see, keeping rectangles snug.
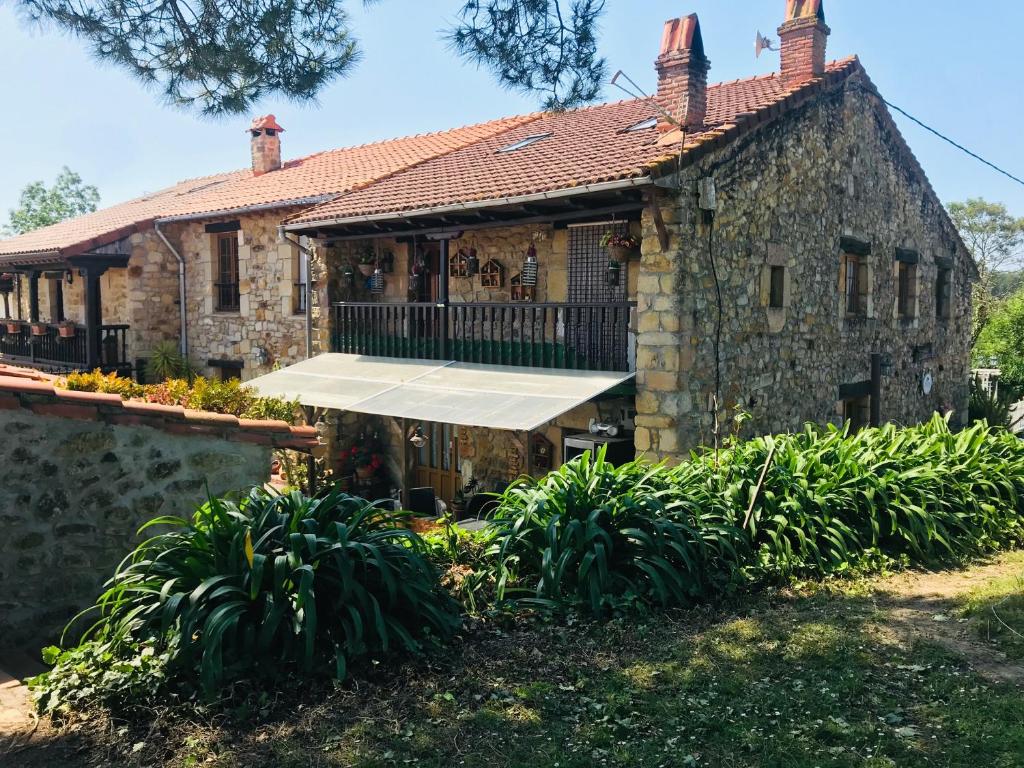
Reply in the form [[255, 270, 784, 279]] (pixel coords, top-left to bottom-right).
[[154, 222, 188, 358], [280, 227, 315, 359]]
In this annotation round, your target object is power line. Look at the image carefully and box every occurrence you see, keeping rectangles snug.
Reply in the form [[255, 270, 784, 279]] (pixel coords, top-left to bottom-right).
[[857, 86, 1024, 189]]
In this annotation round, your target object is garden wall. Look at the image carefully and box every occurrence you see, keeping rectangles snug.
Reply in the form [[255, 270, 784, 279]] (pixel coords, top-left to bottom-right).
[[0, 372, 318, 648]]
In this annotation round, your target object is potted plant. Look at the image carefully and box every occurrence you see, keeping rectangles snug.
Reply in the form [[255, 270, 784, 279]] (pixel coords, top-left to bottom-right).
[[356, 246, 376, 276], [349, 443, 383, 480], [5, 319, 20, 335], [601, 232, 640, 263], [450, 489, 466, 519], [58, 320, 77, 338], [30, 321, 48, 337]]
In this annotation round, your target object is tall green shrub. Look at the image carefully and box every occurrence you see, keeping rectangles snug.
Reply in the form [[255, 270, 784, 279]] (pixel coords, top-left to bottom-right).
[[60, 488, 460, 695]]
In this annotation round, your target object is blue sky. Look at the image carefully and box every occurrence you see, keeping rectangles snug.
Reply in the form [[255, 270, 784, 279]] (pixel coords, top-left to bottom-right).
[[1, 1, 1022, 218]]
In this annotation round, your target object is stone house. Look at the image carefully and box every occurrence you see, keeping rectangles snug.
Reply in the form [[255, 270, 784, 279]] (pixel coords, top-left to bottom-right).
[[0, 2, 975, 507], [0, 115, 530, 379]]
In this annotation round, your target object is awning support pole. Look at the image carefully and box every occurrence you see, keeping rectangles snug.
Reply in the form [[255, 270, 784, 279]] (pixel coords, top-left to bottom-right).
[[398, 417, 409, 510]]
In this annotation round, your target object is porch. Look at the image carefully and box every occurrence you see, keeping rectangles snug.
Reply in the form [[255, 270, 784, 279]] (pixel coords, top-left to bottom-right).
[[0, 247, 133, 376], [331, 300, 635, 372]]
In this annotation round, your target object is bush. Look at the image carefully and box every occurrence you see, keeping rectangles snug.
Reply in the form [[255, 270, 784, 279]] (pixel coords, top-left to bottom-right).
[[44, 488, 460, 700], [490, 415, 1024, 614], [58, 371, 298, 424]]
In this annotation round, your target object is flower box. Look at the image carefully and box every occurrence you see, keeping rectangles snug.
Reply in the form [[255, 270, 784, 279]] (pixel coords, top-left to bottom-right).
[[5, 321, 20, 334], [30, 322, 48, 337], [58, 323, 77, 339]]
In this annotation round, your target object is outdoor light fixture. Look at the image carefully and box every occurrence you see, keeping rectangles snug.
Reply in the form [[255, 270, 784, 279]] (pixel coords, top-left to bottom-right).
[[466, 248, 479, 276], [409, 425, 428, 448], [65, 270, 74, 285], [521, 244, 539, 287]]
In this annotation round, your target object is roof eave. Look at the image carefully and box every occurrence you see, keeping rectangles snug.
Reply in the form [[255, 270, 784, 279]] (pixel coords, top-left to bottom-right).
[[154, 194, 339, 225], [284, 177, 655, 232]]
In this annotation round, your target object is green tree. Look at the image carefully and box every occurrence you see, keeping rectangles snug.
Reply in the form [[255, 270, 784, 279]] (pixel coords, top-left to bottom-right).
[[948, 198, 1024, 343], [974, 289, 1024, 389], [14, 1, 606, 116], [5, 167, 100, 236]]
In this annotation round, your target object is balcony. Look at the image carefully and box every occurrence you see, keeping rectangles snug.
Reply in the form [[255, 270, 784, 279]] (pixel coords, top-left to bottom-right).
[[0, 321, 131, 376], [331, 301, 636, 373]]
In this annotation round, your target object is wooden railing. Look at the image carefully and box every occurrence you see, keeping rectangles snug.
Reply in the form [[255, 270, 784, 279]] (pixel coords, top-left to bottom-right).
[[0, 321, 131, 375], [331, 301, 635, 372]]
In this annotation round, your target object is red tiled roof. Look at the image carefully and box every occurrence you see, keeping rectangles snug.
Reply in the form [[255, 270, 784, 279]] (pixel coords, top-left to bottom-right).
[[288, 58, 859, 225], [0, 371, 318, 450], [0, 115, 536, 259]]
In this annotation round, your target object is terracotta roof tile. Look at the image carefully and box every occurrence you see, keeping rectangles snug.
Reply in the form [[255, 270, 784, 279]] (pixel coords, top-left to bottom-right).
[[288, 59, 859, 225], [0, 114, 536, 258]]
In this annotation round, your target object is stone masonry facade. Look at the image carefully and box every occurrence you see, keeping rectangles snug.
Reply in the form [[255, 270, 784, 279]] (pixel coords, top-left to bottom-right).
[[634, 71, 973, 462]]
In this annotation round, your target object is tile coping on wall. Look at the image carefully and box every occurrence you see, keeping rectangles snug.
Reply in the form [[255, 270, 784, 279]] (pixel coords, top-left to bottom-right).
[[0, 367, 318, 451]]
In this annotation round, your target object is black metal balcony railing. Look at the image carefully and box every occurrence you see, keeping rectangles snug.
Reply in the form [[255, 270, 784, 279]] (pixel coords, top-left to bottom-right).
[[331, 301, 635, 372], [0, 322, 131, 375]]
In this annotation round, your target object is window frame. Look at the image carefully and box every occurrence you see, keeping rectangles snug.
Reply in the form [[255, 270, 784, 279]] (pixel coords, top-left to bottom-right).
[[214, 232, 240, 313], [768, 264, 786, 309], [842, 252, 868, 317], [292, 248, 309, 316], [897, 261, 917, 320], [843, 395, 871, 431], [935, 265, 953, 320]]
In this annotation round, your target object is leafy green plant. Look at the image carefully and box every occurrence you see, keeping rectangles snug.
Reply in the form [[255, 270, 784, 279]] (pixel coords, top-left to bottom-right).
[[968, 375, 1014, 428], [56, 488, 460, 697], [488, 415, 1024, 615], [28, 639, 173, 717], [421, 523, 498, 613], [145, 340, 195, 382]]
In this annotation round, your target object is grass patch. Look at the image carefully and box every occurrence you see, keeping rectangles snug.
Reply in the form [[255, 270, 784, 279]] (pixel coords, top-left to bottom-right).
[[958, 550, 1024, 660], [18, 575, 1024, 768]]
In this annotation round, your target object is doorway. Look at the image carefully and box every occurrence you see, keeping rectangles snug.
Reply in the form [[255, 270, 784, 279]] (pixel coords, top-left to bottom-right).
[[412, 421, 461, 505]]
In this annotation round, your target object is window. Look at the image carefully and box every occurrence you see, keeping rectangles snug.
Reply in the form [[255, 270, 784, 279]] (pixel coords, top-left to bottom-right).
[[623, 117, 658, 132], [897, 261, 917, 320], [936, 267, 952, 320], [842, 252, 868, 316], [843, 396, 870, 431], [496, 133, 551, 153], [207, 359, 243, 381], [768, 265, 785, 309], [215, 233, 240, 312], [293, 249, 308, 315]]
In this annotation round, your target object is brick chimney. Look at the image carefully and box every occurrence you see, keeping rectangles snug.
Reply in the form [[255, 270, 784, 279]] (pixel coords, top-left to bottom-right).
[[654, 14, 710, 131], [249, 114, 284, 176], [778, 0, 830, 88]]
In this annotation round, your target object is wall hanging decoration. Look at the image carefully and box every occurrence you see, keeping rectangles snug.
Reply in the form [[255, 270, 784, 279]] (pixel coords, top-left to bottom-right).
[[370, 268, 386, 294], [521, 243, 539, 286], [530, 433, 554, 472], [466, 247, 480, 276], [340, 263, 355, 288], [480, 259, 504, 289], [510, 273, 535, 302], [607, 260, 622, 286], [449, 248, 469, 278], [601, 231, 640, 263]]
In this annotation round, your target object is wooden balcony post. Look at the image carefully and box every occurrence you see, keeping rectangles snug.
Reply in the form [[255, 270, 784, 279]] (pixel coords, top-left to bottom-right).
[[81, 266, 105, 370], [438, 239, 450, 359], [27, 271, 40, 322]]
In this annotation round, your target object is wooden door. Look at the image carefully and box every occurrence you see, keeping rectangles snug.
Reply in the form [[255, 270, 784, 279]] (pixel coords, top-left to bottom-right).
[[412, 422, 460, 505]]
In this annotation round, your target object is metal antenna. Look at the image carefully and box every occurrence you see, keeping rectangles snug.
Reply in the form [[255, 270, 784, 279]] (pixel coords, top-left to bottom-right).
[[610, 70, 680, 127]]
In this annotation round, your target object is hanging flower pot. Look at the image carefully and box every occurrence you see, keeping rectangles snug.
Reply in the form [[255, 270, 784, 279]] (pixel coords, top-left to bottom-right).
[[466, 248, 480, 276], [30, 322, 48, 337], [601, 232, 640, 263], [5, 320, 20, 335], [355, 464, 375, 480], [58, 321, 77, 339], [606, 260, 622, 286], [357, 262, 375, 277], [369, 268, 386, 294], [521, 244, 539, 287]]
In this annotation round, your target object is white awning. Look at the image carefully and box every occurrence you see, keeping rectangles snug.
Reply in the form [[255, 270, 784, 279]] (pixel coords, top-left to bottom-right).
[[247, 353, 634, 432]]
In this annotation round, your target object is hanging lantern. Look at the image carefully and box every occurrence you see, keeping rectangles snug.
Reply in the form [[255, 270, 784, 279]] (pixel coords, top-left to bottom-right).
[[606, 260, 622, 287], [340, 264, 355, 288], [466, 248, 480, 276], [369, 268, 385, 294], [521, 244, 539, 287]]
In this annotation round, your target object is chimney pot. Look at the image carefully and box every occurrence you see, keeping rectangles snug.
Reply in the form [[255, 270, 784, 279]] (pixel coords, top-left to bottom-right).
[[778, 0, 830, 88], [654, 14, 710, 132], [249, 114, 285, 176]]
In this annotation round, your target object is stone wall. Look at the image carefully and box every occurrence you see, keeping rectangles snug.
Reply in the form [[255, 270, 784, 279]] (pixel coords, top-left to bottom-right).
[[0, 412, 270, 647], [634, 71, 974, 462]]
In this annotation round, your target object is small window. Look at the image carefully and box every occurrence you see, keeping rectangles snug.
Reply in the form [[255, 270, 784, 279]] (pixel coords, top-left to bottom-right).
[[842, 253, 868, 316], [215, 233, 240, 312], [623, 117, 658, 132], [768, 265, 785, 309], [897, 261, 917, 320], [843, 396, 870, 431], [496, 133, 551, 153], [293, 249, 309, 315], [936, 267, 952, 320]]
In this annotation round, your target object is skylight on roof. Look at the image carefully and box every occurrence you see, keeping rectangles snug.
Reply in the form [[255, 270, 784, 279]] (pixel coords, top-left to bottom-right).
[[496, 133, 551, 153], [623, 117, 658, 132]]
